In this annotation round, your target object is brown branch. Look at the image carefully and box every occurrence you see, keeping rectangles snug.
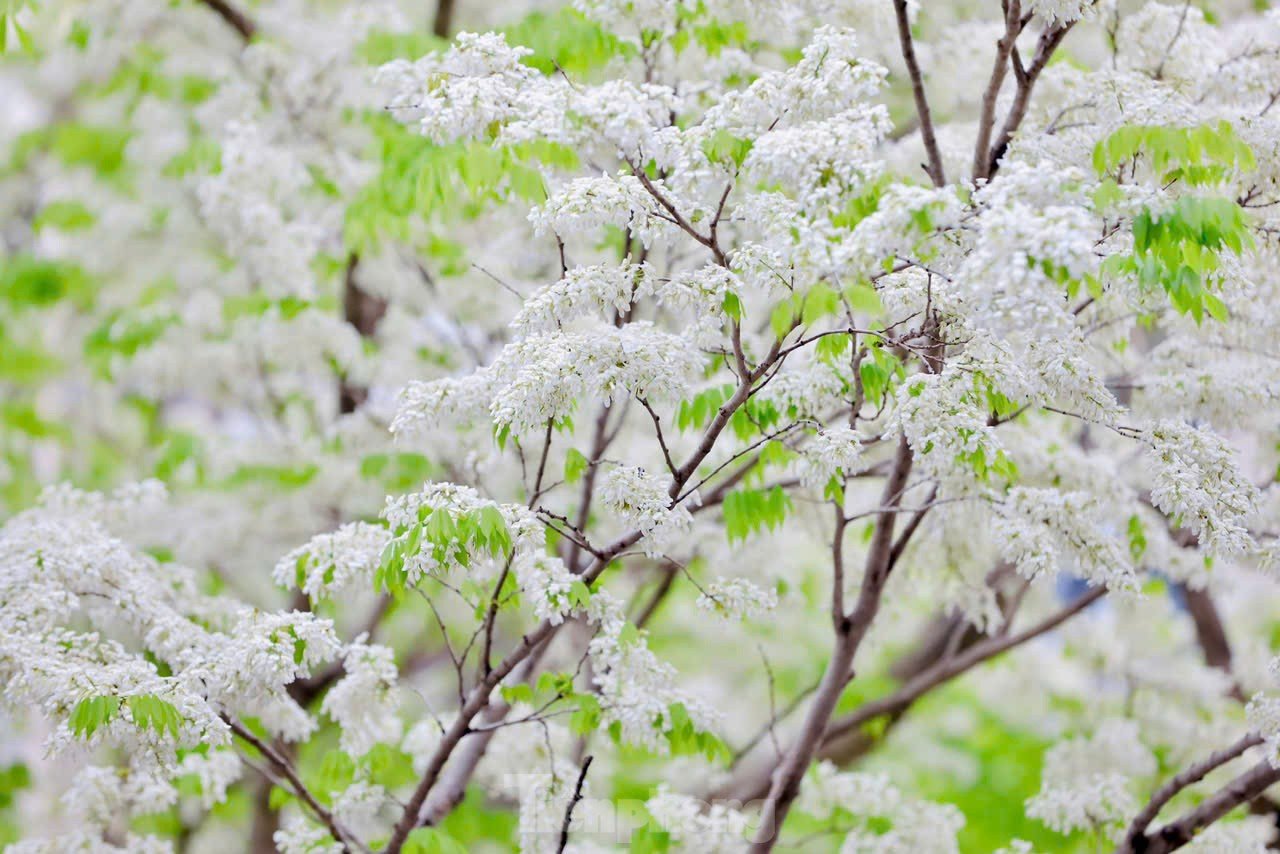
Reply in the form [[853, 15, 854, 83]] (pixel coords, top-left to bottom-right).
[[228, 719, 355, 852], [891, 0, 947, 187], [1118, 732, 1264, 853], [1180, 584, 1246, 701], [557, 756, 595, 853], [983, 20, 1075, 176], [972, 0, 1023, 182], [748, 434, 915, 852], [431, 0, 456, 39], [195, 0, 256, 41], [1125, 757, 1280, 854], [821, 585, 1105, 747], [985, 22, 1075, 179], [339, 254, 388, 414]]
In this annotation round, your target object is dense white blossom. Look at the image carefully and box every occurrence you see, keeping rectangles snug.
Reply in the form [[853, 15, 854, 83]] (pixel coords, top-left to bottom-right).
[[597, 465, 692, 557], [1144, 421, 1260, 557]]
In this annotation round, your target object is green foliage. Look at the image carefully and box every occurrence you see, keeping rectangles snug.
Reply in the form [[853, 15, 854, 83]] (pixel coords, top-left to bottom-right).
[[223, 463, 319, 491], [563, 447, 589, 484], [31, 200, 95, 232], [127, 694, 183, 737], [723, 485, 791, 543], [1127, 514, 1148, 562], [11, 123, 133, 179], [84, 308, 179, 379], [403, 827, 469, 854], [676, 384, 732, 432], [1104, 195, 1250, 323], [701, 130, 753, 169], [910, 700, 1082, 853], [435, 786, 519, 849], [0, 255, 94, 309], [629, 825, 672, 853], [376, 504, 513, 596], [161, 135, 221, 178], [92, 43, 218, 108], [360, 452, 435, 492], [660, 702, 731, 762], [2, 0, 35, 52], [221, 293, 316, 322], [1091, 122, 1256, 322], [770, 282, 840, 340], [503, 8, 633, 75], [1092, 121, 1255, 184], [345, 117, 576, 255], [0, 323, 60, 383], [858, 345, 903, 409], [729, 396, 782, 441], [0, 764, 30, 810], [69, 695, 121, 737], [0, 402, 69, 442]]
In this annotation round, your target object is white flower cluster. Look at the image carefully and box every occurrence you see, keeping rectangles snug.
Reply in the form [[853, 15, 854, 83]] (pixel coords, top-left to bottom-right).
[[743, 104, 891, 204], [696, 577, 778, 621], [512, 262, 650, 336], [0, 485, 352, 837], [1027, 719, 1156, 836], [645, 787, 750, 852], [529, 174, 674, 248], [894, 369, 1007, 488], [196, 120, 326, 298], [1028, 0, 1099, 25], [1144, 421, 1259, 557], [586, 592, 718, 750], [275, 812, 345, 854], [598, 465, 692, 558], [705, 27, 888, 135], [795, 762, 965, 853], [798, 426, 865, 489], [394, 322, 704, 436], [321, 639, 401, 756], [376, 32, 541, 144], [273, 521, 391, 601], [992, 487, 1135, 589]]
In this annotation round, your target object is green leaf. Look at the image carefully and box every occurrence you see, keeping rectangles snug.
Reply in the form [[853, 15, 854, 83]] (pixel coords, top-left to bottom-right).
[[404, 827, 469, 854], [844, 282, 882, 315], [630, 825, 672, 853], [70, 695, 121, 738], [126, 694, 183, 738], [564, 448, 589, 484]]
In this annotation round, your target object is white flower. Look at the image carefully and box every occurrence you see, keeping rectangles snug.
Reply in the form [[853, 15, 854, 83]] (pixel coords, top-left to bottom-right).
[[799, 427, 865, 489], [696, 578, 778, 620], [322, 640, 401, 757], [512, 262, 649, 336], [529, 174, 675, 249], [274, 522, 391, 601], [992, 487, 1135, 589], [1027, 720, 1156, 836], [1145, 421, 1259, 557], [598, 465, 692, 558]]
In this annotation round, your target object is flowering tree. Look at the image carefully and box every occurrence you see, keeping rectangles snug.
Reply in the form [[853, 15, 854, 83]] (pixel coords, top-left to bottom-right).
[[3, 0, 1280, 851]]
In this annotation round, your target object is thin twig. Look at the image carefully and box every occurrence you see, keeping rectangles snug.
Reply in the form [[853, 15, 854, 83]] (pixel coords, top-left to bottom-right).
[[557, 756, 595, 853]]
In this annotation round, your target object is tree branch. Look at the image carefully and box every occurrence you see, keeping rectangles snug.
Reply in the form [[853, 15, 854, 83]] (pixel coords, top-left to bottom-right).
[[227, 719, 357, 852], [985, 21, 1075, 179], [195, 0, 256, 41], [557, 756, 595, 853], [973, 0, 1023, 182], [1118, 732, 1265, 852], [1124, 756, 1280, 854], [748, 434, 915, 851], [891, 0, 947, 187]]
